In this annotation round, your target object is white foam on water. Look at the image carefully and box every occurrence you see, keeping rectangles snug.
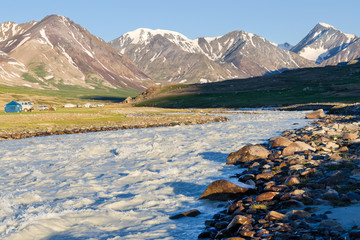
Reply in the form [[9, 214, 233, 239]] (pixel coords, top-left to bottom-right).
[[0, 110, 311, 239]]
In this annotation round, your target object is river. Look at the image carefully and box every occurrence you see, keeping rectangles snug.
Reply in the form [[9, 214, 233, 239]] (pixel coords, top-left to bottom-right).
[[0, 110, 310, 239]]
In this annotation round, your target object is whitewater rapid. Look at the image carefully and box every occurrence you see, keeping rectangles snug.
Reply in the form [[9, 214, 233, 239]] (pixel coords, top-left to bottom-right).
[[0, 110, 310, 239]]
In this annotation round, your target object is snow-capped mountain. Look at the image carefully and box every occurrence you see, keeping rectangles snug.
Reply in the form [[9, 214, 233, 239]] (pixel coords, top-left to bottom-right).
[[291, 23, 359, 65], [0, 15, 152, 90], [110, 28, 314, 84]]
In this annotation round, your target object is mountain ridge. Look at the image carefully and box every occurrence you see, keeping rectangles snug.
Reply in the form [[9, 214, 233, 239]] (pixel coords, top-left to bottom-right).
[[110, 28, 315, 84]]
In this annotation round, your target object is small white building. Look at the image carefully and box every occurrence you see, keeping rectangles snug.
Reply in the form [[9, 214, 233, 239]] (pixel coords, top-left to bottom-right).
[[63, 103, 76, 108]]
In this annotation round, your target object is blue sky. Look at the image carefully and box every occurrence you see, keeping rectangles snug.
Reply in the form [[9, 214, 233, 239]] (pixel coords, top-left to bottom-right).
[[1, 0, 359, 45]]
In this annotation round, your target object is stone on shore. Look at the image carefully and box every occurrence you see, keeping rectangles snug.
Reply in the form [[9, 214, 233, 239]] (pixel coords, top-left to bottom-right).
[[226, 144, 270, 165], [227, 215, 252, 230], [265, 211, 287, 221], [271, 136, 293, 148], [255, 192, 279, 202], [282, 141, 315, 156], [199, 180, 251, 201], [305, 109, 326, 119]]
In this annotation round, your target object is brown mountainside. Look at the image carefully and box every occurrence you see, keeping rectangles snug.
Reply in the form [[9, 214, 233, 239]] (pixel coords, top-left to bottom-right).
[[0, 15, 152, 91]]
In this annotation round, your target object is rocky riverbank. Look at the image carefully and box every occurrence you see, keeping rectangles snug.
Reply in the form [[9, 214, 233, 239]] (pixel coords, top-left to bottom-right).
[[0, 115, 228, 141], [195, 110, 360, 239]]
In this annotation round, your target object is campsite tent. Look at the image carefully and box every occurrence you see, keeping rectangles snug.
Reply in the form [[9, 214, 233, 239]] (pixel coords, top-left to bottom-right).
[[4, 101, 22, 113], [83, 103, 93, 108]]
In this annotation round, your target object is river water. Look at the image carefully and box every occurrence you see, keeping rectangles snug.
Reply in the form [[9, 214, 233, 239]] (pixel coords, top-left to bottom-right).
[[0, 110, 310, 239]]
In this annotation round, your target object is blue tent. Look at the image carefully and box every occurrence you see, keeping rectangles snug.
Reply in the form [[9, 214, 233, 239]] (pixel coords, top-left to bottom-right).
[[4, 101, 22, 113]]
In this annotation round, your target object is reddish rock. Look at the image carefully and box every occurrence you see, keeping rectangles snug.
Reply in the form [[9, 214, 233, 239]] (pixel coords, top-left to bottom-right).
[[255, 192, 279, 202], [282, 141, 315, 156], [329, 153, 342, 161], [255, 172, 274, 181], [200, 180, 250, 201], [343, 132, 358, 140], [301, 168, 316, 176], [338, 146, 348, 152], [239, 230, 255, 238], [227, 215, 252, 230], [271, 137, 293, 148], [227, 200, 245, 215], [226, 144, 270, 165], [265, 211, 287, 221], [305, 109, 326, 119], [284, 176, 300, 186]]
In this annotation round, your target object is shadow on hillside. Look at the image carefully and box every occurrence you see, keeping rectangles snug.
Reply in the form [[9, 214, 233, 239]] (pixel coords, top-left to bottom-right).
[[80, 96, 126, 102]]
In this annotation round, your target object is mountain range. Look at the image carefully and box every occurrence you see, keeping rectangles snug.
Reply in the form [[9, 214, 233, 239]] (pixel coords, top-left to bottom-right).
[[0, 15, 359, 92], [109, 29, 314, 84]]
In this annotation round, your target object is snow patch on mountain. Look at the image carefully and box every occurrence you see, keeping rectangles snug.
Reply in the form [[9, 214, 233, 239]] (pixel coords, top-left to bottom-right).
[[120, 28, 207, 55], [299, 46, 328, 62], [69, 31, 94, 58], [12, 36, 30, 51], [39, 28, 53, 48]]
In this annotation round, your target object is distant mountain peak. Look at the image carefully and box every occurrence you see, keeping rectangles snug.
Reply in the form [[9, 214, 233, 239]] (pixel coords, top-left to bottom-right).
[[126, 28, 193, 43], [0, 15, 152, 90], [278, 42, 293, 51], [291, 22, 359, 64], [317, 22, 335, 29]]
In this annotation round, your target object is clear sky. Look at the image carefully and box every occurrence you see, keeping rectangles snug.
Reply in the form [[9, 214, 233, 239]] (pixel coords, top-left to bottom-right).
[[1, 0, 359, 45]]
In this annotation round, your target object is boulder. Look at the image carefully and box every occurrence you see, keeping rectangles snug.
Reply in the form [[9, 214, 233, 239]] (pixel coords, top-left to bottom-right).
[[265, 211, 287, 221], [286, 210, 311, 219], [227, 215, 252, 230], [169, 209, 201, 219], [255, 172, 274, 181], [227, 144, 270, 165], [284, 176, 300, 186], [255, 192, 279, 202], [282, 141, 315, 156], [305, 109, 326, 119], [271, 137, 293, 148], [200, 180, 250, 201]]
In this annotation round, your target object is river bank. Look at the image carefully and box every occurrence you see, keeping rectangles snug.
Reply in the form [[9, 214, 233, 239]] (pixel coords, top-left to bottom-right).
[[0, 107, 229, 141], [196, 111, 360, 239]]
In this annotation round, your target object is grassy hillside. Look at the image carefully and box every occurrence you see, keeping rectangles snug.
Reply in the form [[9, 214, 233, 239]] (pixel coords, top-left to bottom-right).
[[0, 84, 140, 109], [134, 62, 360, 108]]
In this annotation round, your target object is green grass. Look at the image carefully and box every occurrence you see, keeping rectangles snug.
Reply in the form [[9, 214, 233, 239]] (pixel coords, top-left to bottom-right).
[[31, 62, 48, 79], [250, 204, 268, 210], [134, 63, 360, 108], [0, 83, 141, 104], [22, 73, 43, 84]]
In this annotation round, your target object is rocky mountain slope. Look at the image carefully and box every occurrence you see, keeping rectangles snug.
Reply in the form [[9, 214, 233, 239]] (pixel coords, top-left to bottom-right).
[[110, 28, 314, 84], [0, 15, 152, 91], [291, 23, 360, 65]]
